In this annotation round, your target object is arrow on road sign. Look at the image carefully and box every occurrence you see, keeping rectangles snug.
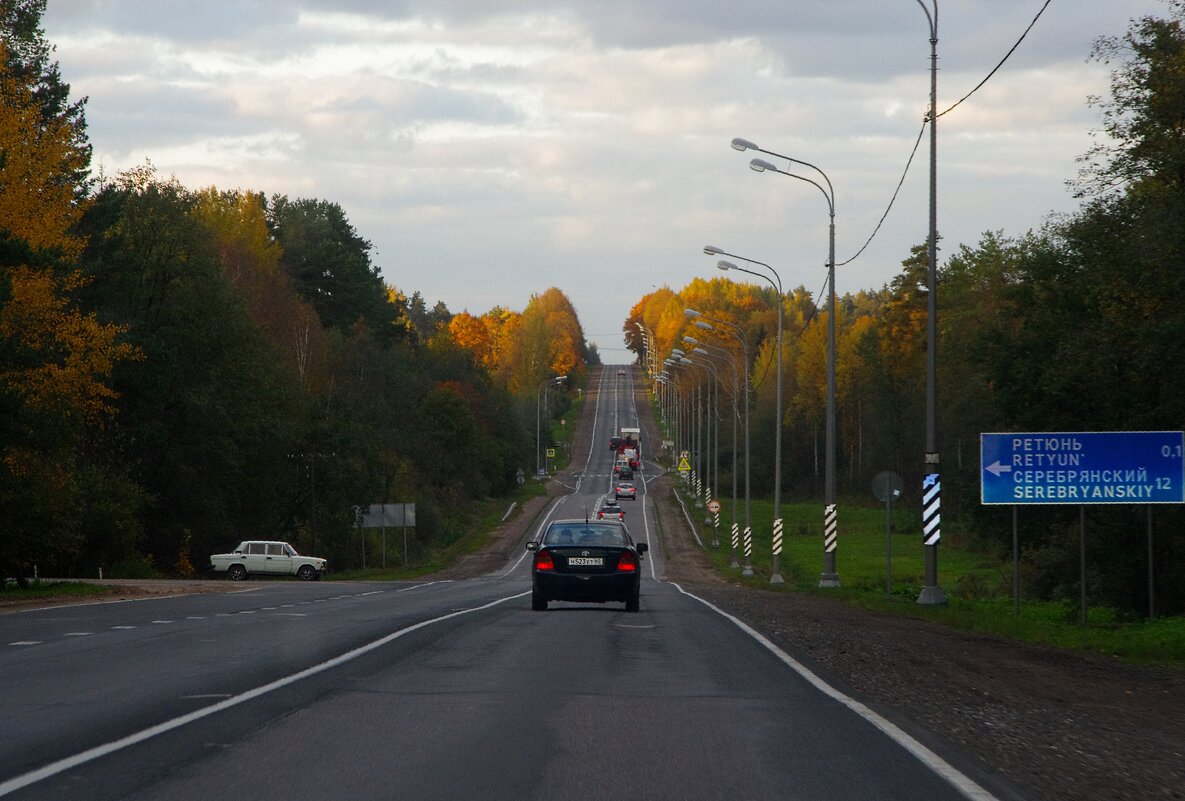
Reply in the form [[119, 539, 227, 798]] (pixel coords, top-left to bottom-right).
[[984, 460, 1011, 477]]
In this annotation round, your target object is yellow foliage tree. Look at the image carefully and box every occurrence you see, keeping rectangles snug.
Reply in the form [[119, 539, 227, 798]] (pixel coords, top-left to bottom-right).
[[448, 311, 495, 368], [0, 45, 85, 258], [191, 188, 281, 282], [0, 41, 138, 424]]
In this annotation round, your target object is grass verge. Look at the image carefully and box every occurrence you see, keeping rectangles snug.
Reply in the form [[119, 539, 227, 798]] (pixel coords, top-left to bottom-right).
[[681, 488, 1185, 667]]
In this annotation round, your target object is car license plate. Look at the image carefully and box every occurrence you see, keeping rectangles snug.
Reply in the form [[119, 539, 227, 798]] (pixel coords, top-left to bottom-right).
[[568, 557, 603, 566]]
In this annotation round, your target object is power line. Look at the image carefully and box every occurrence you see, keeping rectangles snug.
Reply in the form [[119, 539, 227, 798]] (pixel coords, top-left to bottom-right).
[[836, 0, 1054, 267], [937, 0, 1054, 119], [838, 119, 927, 267]]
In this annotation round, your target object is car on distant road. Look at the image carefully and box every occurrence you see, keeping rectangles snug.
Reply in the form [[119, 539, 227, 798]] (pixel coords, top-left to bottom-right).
[[597, 500, 625, 520], [615, 481, 636, 500], [209, 540, 327, 581], [525, 519, 648, 611], [617, 369, 626, 376]]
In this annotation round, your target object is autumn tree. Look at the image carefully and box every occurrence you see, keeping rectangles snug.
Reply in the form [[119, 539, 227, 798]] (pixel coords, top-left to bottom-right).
[[502, 287, 587, 392], [0, 30, 138, 583], [0, 0, 91, 195], [448, 312, 496, 368]]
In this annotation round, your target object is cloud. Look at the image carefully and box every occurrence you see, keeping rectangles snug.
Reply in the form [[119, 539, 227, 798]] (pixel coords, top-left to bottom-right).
[[41, 0, 1169, 358]]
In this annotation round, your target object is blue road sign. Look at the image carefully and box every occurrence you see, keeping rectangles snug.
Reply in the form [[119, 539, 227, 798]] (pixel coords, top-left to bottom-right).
[[981, 431, 1185, 505]]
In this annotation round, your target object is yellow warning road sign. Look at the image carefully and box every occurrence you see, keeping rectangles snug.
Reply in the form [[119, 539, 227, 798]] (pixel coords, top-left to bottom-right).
[[677, 457, 691, 472]]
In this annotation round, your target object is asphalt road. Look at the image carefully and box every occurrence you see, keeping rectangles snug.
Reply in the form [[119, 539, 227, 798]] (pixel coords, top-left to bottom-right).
[[0, 367, 1001, 801]]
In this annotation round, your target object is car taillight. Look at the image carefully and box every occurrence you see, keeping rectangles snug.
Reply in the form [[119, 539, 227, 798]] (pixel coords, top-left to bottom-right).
[[534, 551, 555, 571], [617, 551, 638, 572]]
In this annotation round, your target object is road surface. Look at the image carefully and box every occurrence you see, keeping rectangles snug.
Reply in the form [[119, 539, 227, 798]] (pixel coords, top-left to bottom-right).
[[0, 367, 1010, 801]]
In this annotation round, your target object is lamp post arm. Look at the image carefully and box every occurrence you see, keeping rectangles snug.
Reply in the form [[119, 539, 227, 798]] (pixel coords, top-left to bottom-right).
[[746, 143, 835, 211], [756, 161, 834, 216], [711, 249, 782, 295], [915, 0, 937, 41], [718, 260, 779, 298]]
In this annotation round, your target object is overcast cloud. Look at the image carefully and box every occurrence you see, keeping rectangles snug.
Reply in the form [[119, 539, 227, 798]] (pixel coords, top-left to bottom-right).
[[43, 0, 1167, 358]]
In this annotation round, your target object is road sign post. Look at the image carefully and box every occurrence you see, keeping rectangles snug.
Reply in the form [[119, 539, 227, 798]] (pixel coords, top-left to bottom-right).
[[873, 471, 903, 599], [981, 431, 1184, 622]]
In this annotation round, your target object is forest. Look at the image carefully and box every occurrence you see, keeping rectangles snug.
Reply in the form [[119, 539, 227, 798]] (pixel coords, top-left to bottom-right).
[[0, 1, 591, 584], [624, 3, 1185, 617], [4, 1, 1185, 618]]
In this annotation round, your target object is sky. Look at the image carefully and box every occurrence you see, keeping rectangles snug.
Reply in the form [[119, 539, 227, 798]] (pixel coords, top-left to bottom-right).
[[42, 0, 1170, 362]]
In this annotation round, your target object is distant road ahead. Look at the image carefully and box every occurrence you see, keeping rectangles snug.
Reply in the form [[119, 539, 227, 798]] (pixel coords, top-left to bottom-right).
[[0, 367, 998, 801]]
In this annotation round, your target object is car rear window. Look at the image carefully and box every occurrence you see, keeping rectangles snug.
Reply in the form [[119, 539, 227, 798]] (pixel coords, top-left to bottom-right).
[[545, 524, 627, 547]]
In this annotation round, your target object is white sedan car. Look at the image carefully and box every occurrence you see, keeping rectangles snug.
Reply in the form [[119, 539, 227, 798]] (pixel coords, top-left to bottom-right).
[[209, 540, 327, 581]]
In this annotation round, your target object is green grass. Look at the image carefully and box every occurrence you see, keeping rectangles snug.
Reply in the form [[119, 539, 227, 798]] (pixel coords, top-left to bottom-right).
[[684, 488, 1185, 667], [0, 580, 125, 602], [543, 394, 584, 473]]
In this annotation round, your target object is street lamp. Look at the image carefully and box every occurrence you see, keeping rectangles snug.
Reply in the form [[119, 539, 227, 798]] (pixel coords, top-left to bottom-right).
[[736, 138, 840, 589], [686, 309, 753, 575], [536, 375, 567, 477], [673, 354, 707, 507], [667, 356, 700, 501], [684, 345, 723, 544], [705, 245, 786, 584], [689, 340, 737, 552]]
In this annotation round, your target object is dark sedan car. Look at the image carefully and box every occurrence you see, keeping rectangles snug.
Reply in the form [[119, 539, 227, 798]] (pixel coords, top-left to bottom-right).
[[597, 500, 625, 520], [526, 520, 648, 612]]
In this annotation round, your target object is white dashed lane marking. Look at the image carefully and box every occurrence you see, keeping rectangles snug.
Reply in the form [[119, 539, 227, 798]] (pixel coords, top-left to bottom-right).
[[11, 587, 405, 649]]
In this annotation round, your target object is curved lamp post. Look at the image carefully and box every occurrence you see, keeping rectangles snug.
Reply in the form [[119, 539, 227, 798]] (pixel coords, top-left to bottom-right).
[[688, 339, 738, 555], [735, 138, 841, 589], [703, 245, 785, 584], [536, 375, 567, 476], [683, 345, 723, 546], [669, 354, 706, 506], [686, 309, 753, 575], [673, 354, 707, 508]]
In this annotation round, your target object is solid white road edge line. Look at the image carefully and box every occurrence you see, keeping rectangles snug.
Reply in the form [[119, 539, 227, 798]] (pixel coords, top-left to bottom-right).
[[497, 497, 564, 579], [671, 487, 705, 549], [670, 582, 1001, 801], [0, 590, 530, 798]]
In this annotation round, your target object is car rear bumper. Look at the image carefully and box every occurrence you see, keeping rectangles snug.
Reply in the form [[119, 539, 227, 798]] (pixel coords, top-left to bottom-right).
[[534, 572, 638, 603]]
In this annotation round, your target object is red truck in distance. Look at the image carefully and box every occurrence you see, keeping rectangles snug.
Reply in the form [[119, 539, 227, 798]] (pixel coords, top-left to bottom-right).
[[611, 427, 641, 474]]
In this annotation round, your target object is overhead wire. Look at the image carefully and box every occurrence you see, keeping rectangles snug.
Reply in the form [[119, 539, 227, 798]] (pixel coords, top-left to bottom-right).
[[727, 1, 1057, 392], [834, 0, 1056, 267], [936, 0, 1054, 119]]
